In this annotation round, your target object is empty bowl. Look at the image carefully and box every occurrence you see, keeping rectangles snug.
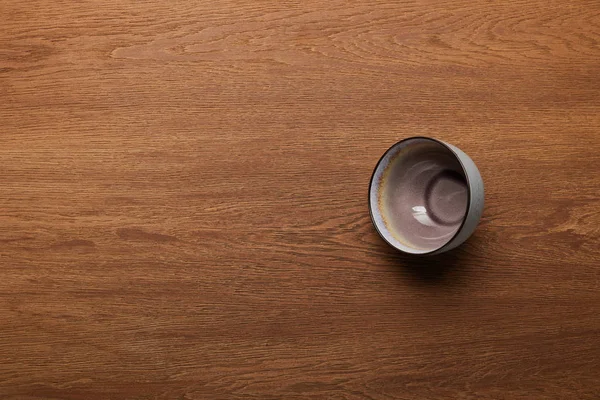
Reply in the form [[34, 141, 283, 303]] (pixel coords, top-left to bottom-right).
[[369, 137, 484, 255]]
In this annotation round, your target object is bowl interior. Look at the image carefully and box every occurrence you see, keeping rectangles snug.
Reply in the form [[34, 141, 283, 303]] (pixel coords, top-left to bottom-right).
[[369, 138, 469, 254]]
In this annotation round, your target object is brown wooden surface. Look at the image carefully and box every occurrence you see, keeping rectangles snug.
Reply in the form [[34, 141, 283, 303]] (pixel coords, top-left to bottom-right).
[[1, 0, 600, 399]]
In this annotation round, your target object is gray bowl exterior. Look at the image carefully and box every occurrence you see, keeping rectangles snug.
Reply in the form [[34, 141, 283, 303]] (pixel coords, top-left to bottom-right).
[[430, 141, 485, 255]]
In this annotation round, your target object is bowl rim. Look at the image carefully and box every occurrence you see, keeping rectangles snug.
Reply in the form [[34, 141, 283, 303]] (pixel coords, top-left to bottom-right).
[[368, 136, 472, 255]]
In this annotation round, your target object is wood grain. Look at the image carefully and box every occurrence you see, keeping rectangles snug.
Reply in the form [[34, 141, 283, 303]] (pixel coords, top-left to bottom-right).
[[1, 0, 600, 398]]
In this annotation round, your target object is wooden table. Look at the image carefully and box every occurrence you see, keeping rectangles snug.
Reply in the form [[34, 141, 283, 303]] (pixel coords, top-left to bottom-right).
[[2, 0, 599, 398]]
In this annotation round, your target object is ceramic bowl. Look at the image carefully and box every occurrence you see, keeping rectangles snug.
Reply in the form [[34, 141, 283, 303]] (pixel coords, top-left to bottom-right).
[[368, 137, 484, 255]]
